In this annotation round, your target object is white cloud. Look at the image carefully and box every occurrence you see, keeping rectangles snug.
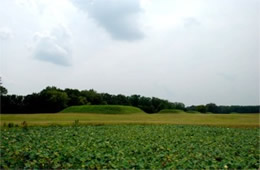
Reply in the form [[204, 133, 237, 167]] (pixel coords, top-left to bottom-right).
[[0, 27, 13, 40], [183, 17, 200, 28], [72, 0, 144, 41], [32, 25, 72, 66]]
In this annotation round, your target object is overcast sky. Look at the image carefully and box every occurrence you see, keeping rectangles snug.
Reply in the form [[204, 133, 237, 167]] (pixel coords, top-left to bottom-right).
[[0, 0, 259, 106]]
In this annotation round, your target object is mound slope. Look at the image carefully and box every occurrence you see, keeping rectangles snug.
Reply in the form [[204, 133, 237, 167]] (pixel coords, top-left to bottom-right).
[[158, 109, 186, 114], [60, 105, 145, 114]]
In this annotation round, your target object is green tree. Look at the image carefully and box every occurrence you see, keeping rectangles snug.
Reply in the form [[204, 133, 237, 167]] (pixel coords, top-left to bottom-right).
[[0, 85, 8, 96], [40, 86, 69, 112], [129, 95, 140, 107], [151, 97, 164, 113], [81, 89, 102, 105], [101, 93, 113, 105], [115, 94, 130, 105], [206, 103, 218, 113], [138, 96, 153, 113], [65, 88, 87, 106], [196, 105, 206, 113]]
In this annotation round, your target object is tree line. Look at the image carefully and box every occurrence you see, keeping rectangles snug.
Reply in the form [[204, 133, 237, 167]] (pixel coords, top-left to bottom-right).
[[0, 86, 185, 113], [0, 85, 259, 113], [186, 103, 259, 113]]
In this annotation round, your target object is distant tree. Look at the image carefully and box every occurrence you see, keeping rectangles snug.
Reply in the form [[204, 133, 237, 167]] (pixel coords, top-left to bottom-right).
[[101, 93, 114, 105], [196, 105, 206, 113], [39, 86, 69, 112], [206, 103, 218, 113], [217, 105, 260, 114], [115, 94, 130, 105], [1, 95, 24, 113], [65, 88, 87, 106], [0, 77, 8, 96], [81, 89, 102, 105], [173, 102, 185, 110], [186, 105, 196, 112], [129, 95, 140, 107], [138, 96, 153, 113], [23, 93, 42, 113], [0, 85, 8, 96], [151, 97, 163, 113]]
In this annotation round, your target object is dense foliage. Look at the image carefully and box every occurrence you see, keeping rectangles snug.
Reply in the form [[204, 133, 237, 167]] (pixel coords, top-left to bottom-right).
[[0, 85, 259, 113], [186, 104, 259, 114], [1, 86, 185, 113], [1, 125, 259, 169]]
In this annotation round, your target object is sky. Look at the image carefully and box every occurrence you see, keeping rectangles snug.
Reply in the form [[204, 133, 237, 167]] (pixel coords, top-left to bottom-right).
[[0, 0, 259, 106]]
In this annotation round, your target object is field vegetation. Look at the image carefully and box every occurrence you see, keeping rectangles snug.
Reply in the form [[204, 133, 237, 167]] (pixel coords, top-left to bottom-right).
[[1, 113, 259, 128], [1, 125, 258, 169]]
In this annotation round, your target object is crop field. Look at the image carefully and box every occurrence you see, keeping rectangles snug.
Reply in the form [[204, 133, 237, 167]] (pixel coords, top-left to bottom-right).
[[1, 113, 259, 169], [0, 113, 259, 127], [0, 125, 259, 169]]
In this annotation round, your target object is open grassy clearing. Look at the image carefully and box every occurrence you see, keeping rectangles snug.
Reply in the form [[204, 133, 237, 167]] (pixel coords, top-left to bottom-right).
[[1, 113, 259, 128]]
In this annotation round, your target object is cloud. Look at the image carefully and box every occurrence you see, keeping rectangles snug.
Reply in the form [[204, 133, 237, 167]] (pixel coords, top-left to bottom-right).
[[0, 27, 13, 40], [183, 17, 200, 28], [217, 72, 236, 81], [72, 0, 144, 41], [33, 26, 72, 66]]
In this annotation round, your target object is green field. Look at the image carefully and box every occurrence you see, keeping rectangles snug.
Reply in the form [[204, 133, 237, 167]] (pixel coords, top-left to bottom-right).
[[1, 112, 259, 169], [0, 113, 259, 127], [1, 125, 259, 169]]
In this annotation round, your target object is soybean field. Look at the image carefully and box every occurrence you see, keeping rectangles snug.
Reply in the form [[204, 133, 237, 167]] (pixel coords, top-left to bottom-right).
[[1, 125, 259, 169]]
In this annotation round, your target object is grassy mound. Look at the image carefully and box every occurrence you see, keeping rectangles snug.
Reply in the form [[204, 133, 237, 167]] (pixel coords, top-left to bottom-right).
[[158, 109, 186, 114], [60, 105, 144, 114], [186, 110, 200, 114]]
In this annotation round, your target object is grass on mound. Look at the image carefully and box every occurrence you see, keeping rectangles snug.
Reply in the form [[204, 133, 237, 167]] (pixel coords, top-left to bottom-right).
[[60, 105, 145, 114], [158, 109, 186, 114], [186, 110, 201, 114]]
